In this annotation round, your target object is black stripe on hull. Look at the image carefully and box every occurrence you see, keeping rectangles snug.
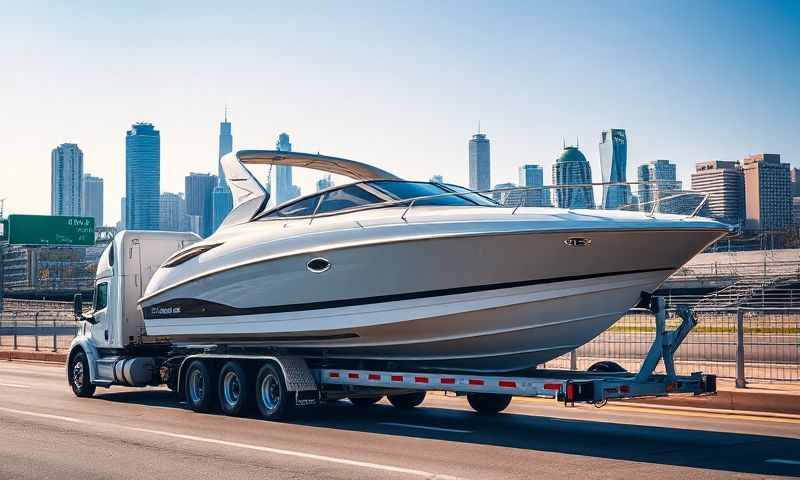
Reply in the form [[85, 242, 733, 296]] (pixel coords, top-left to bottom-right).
[[143, 266, 675, 320]]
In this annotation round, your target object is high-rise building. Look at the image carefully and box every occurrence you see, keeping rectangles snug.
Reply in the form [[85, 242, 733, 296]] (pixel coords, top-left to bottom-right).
[[82, 174, 104, 227], [51, 143, 83, 216], [491, 182, 525, 206], [119, 197, 127, 230], [691, 161, 744, 226], [211, 110, 234, 232], [160, 192, 188, 232], [185, 173, 217, 238], [637, 160, 681, 212], [742, 153, 791, 231], [274, 133, 300, 203], [598, 129, 631, 209], [518, 164, 550, 207], [468, 132, 490, 191], [316, 175, 333, 192], [430, 174, 444, 184], [125, 123, 161, 230], [790, 167, 800, 197], [552, 146, 594, 209]]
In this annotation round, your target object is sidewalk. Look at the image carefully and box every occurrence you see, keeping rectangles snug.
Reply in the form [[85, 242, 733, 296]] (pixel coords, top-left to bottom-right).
[[0, 349, 66, 363]]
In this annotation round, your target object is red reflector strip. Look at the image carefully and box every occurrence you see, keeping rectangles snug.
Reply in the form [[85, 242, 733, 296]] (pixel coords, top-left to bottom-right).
[[498, 380, 517, 388], [440, 377, 456, 385], [415, 376, 429, 384], [469, 379, 484, 386], [348, 372, 359, 379], [329, 372, 340, 378], [543, 383, 561, 390], [566, 383, 575, 401], [368, 374, 380, 381], [391, 375, 403, 382]]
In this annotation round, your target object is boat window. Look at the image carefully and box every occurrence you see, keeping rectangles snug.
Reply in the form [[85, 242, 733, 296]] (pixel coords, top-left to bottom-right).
[[441, 183, 501, 207], [370, 181, 479, 206], [268, 195, 321, 218], [94, 282, 108, 311], [317, 185, 385, 214]]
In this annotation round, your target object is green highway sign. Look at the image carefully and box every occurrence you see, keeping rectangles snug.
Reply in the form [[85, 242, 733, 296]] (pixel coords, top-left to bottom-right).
[[8, 214, 95, 246]]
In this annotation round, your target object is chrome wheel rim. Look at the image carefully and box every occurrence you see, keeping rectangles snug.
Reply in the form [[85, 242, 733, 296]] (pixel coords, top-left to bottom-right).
[[260, 374, 280, 411], [72, 360, 84, 389], [188, 369, 205, 404], [223, 371, 241, 407]]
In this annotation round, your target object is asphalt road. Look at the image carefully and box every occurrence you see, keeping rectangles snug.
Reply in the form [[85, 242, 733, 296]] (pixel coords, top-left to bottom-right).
[[1, 362, 799, 479]]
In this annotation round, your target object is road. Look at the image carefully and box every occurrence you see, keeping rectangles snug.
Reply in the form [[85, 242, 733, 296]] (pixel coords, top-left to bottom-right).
[[0, 361, 799, 479]]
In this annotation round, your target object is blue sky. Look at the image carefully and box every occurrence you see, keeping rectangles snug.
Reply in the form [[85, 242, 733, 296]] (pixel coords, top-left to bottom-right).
[[1, 1, 798, 225]]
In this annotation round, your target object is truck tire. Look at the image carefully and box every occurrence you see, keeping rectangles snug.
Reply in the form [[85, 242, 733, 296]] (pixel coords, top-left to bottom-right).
[[387, 391, 426, 409], [467, 393, 511, 414], [68, 351, 96, 398], [255, 363, 295, 420], [185, 360, 216, 412], [218, 361, 251, 417], [348, 395, 382, 408]]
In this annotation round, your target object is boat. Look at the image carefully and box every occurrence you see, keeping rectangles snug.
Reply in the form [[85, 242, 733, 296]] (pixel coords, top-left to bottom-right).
[[138, 150, 730, 372]]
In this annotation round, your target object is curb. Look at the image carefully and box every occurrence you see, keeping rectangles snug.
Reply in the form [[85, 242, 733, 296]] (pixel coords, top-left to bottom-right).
[[625, 390, 800, 415], [0, 350, 67, 364]]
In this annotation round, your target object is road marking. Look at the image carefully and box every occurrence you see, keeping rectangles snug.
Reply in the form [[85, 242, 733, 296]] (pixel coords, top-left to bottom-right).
[[766, 459, 800, 465], [0, 406, 463, 479], [0, 382, 32, 388], [380, 422, 472, 434]]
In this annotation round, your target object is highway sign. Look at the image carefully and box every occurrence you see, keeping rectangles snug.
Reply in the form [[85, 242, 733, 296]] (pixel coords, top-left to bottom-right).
[[8, 214, 95, 246]]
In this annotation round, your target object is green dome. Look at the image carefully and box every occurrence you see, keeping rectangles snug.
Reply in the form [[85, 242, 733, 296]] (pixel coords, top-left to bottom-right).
[[557, 146, 588, 163]]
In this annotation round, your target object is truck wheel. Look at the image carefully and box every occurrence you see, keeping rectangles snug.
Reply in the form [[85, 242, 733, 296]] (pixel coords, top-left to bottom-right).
[[348, 395, 382, 408], [218, 361, 251, 417], [387, 391, 426, 409], [68, 351, 96, 398], [587, 361, 627, 373], [467, 393, 511, 414], [255, 363, 295, 420], [185, 360, 216, 412]]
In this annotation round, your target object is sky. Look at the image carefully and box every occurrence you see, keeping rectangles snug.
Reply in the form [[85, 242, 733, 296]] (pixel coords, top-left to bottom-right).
[[1, 0, 799, 225]]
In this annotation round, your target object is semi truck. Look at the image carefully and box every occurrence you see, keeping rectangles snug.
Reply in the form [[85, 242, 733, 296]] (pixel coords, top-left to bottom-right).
[[67, 230, 716, 420]]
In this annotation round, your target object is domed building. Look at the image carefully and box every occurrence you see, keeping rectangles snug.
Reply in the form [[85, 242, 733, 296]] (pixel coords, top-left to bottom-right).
[[552, 145, 595, 209]]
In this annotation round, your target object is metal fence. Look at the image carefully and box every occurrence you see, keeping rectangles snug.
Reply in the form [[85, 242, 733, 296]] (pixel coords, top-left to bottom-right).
[[0, 311, 78, 352]]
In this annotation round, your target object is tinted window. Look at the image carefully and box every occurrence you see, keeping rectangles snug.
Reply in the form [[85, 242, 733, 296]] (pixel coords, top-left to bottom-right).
[[94, 282, 108, 311], [317, 186, 384, 213], [269, 195, 321, 218], [441, 183, 500, 206], [371, 181, 476, 206]]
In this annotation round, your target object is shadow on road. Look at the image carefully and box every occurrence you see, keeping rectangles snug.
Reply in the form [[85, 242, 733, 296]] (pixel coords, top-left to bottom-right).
[[93, 389, 800, 478]]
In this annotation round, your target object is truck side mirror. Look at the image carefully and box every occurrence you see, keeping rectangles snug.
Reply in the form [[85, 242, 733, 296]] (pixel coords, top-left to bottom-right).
[[73, 293, 83, 318]]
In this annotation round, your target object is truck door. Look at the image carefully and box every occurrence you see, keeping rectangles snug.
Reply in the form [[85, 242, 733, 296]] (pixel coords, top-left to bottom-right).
[[89, 280, 112, 348]]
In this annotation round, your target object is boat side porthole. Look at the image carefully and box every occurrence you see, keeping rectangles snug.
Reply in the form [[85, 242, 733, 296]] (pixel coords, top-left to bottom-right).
[[307, 257, 331, 273]]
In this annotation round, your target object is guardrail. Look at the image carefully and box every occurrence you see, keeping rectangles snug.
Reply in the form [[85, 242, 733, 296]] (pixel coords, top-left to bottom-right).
[[0, 311, 77, 352]]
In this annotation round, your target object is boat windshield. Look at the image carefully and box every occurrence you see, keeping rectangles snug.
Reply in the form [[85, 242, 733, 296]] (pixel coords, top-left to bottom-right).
[[369, 181, 499, 207]]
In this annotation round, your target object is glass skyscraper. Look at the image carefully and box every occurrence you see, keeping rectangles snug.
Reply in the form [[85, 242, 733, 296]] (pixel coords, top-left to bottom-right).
[[212, 111, 234, 232], [125, 123, 161, 230], [638, 159, 681, 213], [518, 164, 550, 207], [469, 132, 490, 191], [274, 133, 300, 204], [51, 143, 84, 216], [82, 174, 104, 227], [598, 129, 631, 209], [552, 146, 595, 209], [185, 172, 217, 238]]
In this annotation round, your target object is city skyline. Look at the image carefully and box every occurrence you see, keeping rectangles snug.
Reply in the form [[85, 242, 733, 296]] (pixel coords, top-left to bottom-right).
[[3, 2, 797, 225]]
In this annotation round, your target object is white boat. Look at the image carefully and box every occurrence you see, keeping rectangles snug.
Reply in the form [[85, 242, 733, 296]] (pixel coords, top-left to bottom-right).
[[138, 150, 729, 372]]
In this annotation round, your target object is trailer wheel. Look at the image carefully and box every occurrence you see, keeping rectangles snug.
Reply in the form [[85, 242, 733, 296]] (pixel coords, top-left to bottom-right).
[[467, 393, 511, 414], [218, 361, 251, 417], [185, 360, 216, 412], [387, 391, 426, 409], [587, 361, 627, 373], [348, 395, 382, 408], [68, 351, 96, 398], [255, 363, 295, 420]]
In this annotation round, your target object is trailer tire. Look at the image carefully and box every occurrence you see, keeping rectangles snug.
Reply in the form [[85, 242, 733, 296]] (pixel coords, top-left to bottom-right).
[[255, 363, 295, 420], [218, 361, 251, 417], [68, 351, 96, 398], [348, 396, 382, 408], [387, 391, 426, 409], [467, 393, 511, 414], [185, 360, 216, 413], [587, 361, 627, 373]]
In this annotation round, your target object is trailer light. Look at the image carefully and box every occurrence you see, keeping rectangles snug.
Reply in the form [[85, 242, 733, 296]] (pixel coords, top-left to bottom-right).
[[348, 372, 359, 379], [566, 383, 575, 401], [368, 373, 380, 380], [544, 383, 561, 390], [468, 379, 484, 386], [391, 375, 403, 382], [498, 380, 516, 388], [329, 371, 340, 378], [415, 376, 429, 383], [440, 377, 455, 385]]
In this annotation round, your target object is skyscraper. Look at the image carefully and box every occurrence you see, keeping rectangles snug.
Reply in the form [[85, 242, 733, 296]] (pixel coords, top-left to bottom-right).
[[637, 160, 681, 212], [742, 153, 791, 231], [468, 132, 490, 191], [82, 174, 104, 227], [211, 110, 234, 232], [316, 175, 333, 192], [691, 161, 744, 226], [430, 174, 444, 184], [120, 197, 127, 230], [51, 143, 83, 216], [518, 164, 550, 207], [160, 192, 188, 232], [125, 123, 161, 230], [185, 173, 217, 238], [598, 129, 631, 209], [491, 182, 524, 206], [275, 133, 300, 203], [552, 145, 594, 209]]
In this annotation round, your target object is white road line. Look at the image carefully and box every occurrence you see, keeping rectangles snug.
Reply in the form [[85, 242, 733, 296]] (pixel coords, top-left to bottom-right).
[[380, 422, 472, 434], [766, 458, 800, 465], [0, 406, 463, 479], [0, 382, 32, 388]]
